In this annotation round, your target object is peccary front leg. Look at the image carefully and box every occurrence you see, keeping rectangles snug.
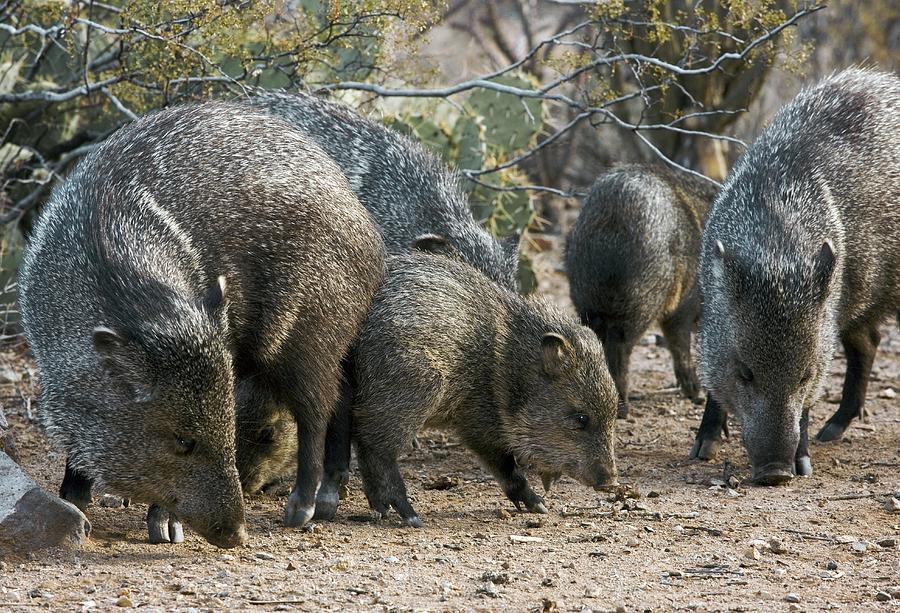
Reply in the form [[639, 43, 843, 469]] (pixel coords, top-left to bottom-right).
[[356, 443, 422, 527], [492, 453, 547, 514], [816, 325, 880, 442], [660, 311, 702, 403], [147, 504, 184, 544], [314, 387, 352, 521], [689, 394, 729, 460], [59, 458, 93, 512]]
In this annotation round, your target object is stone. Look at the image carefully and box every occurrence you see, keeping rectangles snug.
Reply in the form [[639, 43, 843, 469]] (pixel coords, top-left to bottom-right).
[[0, 451, 90, 556], [784, 593, 801, 603]]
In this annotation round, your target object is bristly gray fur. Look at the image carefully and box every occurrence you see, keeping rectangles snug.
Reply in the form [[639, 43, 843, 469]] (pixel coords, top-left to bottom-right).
[[696, 68, 900, 480], [349, 252, 619, 525], [565, 164, 717, 414], [18, 101, 385, 544], [251, 91, 520, 290]]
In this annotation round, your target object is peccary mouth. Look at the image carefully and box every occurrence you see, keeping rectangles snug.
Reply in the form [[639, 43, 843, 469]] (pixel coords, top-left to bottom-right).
[[752, 463, 794, 486]]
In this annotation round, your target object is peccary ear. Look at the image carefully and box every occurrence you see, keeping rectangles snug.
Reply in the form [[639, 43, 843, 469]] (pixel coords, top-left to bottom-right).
[[541, 333, 573, 378], [202, 275, 227, 316], [93, 326, 156, 403], [814, 240, 835, 286], [412, 233, 458, 258]]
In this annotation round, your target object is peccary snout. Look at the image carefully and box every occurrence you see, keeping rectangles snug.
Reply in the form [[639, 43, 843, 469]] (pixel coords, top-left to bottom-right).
[[172, 464, 246, 548]]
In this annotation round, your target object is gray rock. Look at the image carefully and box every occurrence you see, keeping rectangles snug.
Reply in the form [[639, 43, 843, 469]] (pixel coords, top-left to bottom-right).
[[0, 451, 90, 555]]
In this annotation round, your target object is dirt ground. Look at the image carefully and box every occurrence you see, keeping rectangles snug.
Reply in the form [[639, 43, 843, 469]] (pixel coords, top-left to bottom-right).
[[1, 225, 899, 613]]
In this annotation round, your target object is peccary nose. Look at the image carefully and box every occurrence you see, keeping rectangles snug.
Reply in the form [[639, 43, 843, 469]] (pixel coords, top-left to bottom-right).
[[591, 466, 619, 491], [206, 522, 248, 549], [752, 463, 794, 486]]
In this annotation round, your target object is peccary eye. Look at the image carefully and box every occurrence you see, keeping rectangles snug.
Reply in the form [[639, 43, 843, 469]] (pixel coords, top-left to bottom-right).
[[573, 413, 589, 430], [736, 362, 754, 384], [258, 426, 276, 445], [174, 435, 196, 455]]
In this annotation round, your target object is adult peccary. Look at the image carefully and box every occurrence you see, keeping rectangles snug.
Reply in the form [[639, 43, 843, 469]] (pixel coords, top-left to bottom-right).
[[251, 91, 520, 290], [18, 102, 385, 545], [346, 252, 619, 527], [565, 165, 717, 417], [692, 68, 900, 485]]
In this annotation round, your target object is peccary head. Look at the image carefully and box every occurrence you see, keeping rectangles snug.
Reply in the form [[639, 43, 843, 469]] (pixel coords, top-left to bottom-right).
[[91, 277, 247, 547], [505, 320, 619, 490], [233, 382, 297, 495], [700, 236, 838, 484]]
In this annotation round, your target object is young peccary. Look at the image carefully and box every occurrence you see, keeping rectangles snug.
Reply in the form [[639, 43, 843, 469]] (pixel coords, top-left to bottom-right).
[[348, 252, 619, 527], [692, 68, 900, 485], [18, 102, 384, 545], [251, 91, 520, 290], [565, 165, 717, 417]]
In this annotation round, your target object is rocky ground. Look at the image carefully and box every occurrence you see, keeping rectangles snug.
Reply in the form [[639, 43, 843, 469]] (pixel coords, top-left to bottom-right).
[[0, 227, 898, 612]]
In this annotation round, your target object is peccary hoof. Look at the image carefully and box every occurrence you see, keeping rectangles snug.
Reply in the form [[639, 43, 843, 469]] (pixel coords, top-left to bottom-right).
[[752, 467, 794, 486], [313, 482, 340, 521], [147, 504, 184, 544], [815, 421, 847, 443], [795, 455, 813, 477], [688, 435, 720, 461], [284, 491, 315, 528]]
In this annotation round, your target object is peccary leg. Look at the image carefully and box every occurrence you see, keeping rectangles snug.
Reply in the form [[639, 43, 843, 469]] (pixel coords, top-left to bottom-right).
[[314, 379, 353, 521], [689, 394, 729, 460], [59, 458, 93, 512], [816, 325, 880, 442], [285, 413, 326, 528], [356, 443, 422, 528], [604, 334, 634, 419], [795, 407, 812, 476], [660, 312, 702, 403], [147, 503, 184, 544], [493, 453, 547, 514]]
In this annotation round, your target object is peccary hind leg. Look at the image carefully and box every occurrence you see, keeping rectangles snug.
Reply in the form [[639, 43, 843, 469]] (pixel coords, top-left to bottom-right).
[[314, 386, 352, 521], [59, 458, 93, 512], [690, 394, 729, 460], [660, 309, 702, 403], [147, 503, 184, 544], [603, 332, 634, 419], [816, 325, 880, 442]]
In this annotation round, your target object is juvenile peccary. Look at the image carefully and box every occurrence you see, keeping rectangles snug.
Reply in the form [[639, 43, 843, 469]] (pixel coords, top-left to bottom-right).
[[18, 102, 385, 545], [348, 252, 619, 527], [251, 92, 520, 290], [234, 379, 297, 496], [565, 165, 717, 417], [692, 68, 900, 485]]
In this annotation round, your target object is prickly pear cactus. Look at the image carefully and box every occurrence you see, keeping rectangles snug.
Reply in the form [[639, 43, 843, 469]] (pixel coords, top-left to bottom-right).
[[385, 74, 545, 291]]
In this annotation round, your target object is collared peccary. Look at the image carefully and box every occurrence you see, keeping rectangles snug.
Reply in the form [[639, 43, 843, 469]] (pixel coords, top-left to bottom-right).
[[18, 102, 385, 545], [347, 252, 619, 527], [565, 165, 717, 417], [692, 68, 900, 485], [251, 91, 520, 290]]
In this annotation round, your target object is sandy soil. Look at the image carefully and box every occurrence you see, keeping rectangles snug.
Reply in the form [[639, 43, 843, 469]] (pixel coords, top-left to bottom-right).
[[1, 227, 898, 613]]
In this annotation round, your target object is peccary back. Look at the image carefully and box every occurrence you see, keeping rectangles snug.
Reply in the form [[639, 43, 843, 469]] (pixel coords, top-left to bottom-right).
[[348, 252, 619, 526], [252, 92, 520, 290], [695, 68, 900, 483], [18, 102, 385, 544], [565, 165, 716, 414]]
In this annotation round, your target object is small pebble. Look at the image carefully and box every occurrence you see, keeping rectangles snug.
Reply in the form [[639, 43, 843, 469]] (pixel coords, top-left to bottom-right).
[[769, 538, 786, 554], [584, 587, 601, 598], [878, 387, 896, 399], [784, 593, 801, 603], [875, 591, 892, 602], [115, 596, 132, 607], [826, 561, 839, 570], [255, 552, 276, 561], [788, 605, 801, 612], [744, 546, 761, 561], [851, 541, 868, 553], [668, 570, 685, 577], [497, 508, 512, 520], [625, 537, 639, 548], [885, 497, 900, 514], [877, 537, 897, 548]]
